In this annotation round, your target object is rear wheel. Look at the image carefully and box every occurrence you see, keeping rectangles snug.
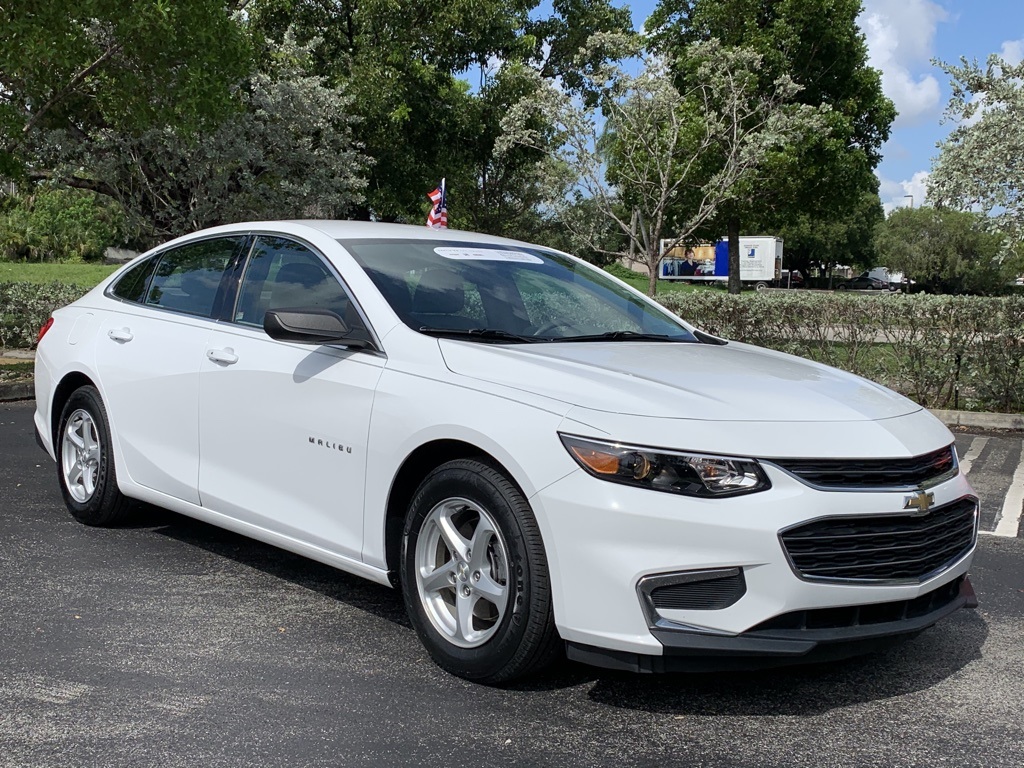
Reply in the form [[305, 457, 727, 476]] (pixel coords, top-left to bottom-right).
[[57, 386, 132, 526], [401, 458, 560, 683]]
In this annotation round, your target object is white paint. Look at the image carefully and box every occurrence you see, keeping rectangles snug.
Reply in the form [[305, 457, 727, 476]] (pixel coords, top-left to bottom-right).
[[993, 439, 1024, 538], [959, 436, 989, 475]]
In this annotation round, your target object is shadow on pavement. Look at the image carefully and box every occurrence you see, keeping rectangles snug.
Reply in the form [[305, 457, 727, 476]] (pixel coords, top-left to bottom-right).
[[142, 504, 411, 628], [137, 503, 988, 714]]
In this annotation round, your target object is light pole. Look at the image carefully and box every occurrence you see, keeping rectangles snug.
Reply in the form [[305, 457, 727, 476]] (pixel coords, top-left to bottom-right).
[[904, 194, 914, 208]]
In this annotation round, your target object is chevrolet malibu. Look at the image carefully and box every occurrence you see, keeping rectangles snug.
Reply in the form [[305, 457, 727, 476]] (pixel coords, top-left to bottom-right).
[[33, 221, 978, 683]]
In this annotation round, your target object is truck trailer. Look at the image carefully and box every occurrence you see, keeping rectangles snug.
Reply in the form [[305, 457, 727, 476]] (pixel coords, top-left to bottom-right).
[[659, 236, 784, 289]]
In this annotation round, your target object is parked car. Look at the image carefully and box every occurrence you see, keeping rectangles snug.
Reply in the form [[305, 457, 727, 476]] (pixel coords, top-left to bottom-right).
[[34, 221, 978, 683], [835, 275, 891, 291]]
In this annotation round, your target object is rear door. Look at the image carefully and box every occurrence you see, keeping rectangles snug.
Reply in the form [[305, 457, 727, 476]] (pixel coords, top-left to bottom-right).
[[95, 236, 245, 504]]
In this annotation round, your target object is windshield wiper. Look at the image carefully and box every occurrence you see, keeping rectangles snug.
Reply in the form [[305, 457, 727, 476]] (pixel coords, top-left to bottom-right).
[[418, 327, 538, 344], [555, 330, 690, 343]]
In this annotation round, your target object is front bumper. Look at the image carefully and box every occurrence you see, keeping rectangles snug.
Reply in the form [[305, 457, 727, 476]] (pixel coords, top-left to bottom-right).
[[530, 459, 978, 662]]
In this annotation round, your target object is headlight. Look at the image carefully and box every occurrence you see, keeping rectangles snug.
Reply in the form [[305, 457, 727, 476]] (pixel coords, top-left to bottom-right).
[[559, 434, 771, 498]]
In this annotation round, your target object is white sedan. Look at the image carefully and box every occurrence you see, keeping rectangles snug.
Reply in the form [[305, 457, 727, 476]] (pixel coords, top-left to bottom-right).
[[33, 221, 978, 682]]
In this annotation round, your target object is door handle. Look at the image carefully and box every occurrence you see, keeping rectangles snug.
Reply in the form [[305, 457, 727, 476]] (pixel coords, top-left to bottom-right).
[[206, 347, 239, 365], [107, 328, 133, 342]]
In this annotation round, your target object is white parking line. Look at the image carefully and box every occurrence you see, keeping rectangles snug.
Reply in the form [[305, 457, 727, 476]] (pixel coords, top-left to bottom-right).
[[959, 436, 988, 475], [992, 439, 1024, 538]]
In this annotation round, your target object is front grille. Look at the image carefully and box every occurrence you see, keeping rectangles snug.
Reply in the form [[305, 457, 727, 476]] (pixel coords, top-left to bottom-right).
[[649, 570, 746, 611], [769, 445, 956, 489], [750, 575, 966, 632], [780, 497, 977, 582]]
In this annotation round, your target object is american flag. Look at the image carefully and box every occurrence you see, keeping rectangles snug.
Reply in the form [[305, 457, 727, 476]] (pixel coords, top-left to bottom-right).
[[426, 178, 448, 229]]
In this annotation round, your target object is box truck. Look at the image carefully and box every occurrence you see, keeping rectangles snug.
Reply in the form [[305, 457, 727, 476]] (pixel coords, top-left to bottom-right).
[[659, 236, 784, 289]]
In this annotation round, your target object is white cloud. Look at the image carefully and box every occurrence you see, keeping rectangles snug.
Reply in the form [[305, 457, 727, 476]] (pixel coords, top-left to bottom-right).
[[878, 170, 930, 213], [860, 0, 949, 126], [1000, 38, 1024, 66]]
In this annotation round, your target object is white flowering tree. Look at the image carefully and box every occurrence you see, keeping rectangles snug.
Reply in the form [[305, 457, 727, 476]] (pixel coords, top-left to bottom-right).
[[497, 36, 828, 296], [930, 56, 1024, 243]]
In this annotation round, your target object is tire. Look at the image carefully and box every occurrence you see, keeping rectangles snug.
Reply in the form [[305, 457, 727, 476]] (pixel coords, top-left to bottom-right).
[[836, 285, 848, 291], [754, 281, 769, 291], [56, 385, 132, 526], [400, 458, 560, 684]]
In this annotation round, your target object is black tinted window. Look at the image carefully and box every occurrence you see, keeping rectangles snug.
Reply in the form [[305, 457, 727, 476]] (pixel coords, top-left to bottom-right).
[[234, 236, 368, 338], [110, 257, 158, 303], [145, 237, 242, 318]]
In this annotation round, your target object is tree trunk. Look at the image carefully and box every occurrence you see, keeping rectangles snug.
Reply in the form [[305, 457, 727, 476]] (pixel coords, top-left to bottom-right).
[[727, 215, 741, 295], [647, 252, 659, 297]]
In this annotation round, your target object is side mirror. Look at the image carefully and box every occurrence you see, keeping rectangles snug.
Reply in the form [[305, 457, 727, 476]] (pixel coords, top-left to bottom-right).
[[263, 308, 370, 348]]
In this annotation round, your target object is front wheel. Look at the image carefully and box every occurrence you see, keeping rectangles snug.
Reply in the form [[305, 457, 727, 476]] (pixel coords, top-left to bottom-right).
[[56, 386, 132, 526], [401, 459, 559, 683]]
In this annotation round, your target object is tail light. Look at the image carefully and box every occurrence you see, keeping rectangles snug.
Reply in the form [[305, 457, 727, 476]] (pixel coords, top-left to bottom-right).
[[36, 317, 54, 345]]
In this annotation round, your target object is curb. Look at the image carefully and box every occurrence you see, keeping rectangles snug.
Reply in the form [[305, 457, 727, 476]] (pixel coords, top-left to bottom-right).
[[929, 409, 1024, 433], [0, 382, 34, 402]]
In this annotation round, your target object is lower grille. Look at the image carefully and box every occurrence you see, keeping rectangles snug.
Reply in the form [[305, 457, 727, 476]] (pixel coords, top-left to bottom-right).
[[780, 497, 977, 582], [649, 570, 746, 611], [750, 575, 967, 632]]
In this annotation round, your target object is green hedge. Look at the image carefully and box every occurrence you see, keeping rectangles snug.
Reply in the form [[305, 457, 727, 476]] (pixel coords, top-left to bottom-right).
[[660, 292, 1024, 414], [0, 281, 90, 349], [4, 281, 1023, 413]]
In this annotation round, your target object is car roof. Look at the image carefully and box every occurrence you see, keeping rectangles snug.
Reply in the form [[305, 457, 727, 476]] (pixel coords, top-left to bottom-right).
[[140, 220, 571, 264], [280, 220, 540, 249]]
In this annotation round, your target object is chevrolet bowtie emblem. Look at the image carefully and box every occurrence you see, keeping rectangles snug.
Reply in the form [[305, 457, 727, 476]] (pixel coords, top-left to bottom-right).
[[904, 491, 935, 514]]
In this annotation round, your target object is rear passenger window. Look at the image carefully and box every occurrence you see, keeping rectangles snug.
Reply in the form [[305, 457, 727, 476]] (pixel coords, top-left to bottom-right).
[[110, 257, 158, 303], [145, 237, 243, 318], [234, 236, 366, 338]]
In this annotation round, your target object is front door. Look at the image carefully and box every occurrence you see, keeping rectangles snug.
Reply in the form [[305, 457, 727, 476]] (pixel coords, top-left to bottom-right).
[[197, 235, 383, 560]]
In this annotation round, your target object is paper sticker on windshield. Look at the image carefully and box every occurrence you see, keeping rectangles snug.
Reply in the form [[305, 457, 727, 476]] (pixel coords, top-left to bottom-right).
[[435, 247, 544, 264]]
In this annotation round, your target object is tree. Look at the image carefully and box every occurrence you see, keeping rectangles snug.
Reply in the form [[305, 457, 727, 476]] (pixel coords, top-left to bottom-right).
[[929, 55, 1024, 243], [36, 34, 370, 245], [773, 190, 885, 283], [874, 207, 1020, 295], [499, 37, 826, 296], [0, 1, 252, 176], [648, 0, 895, 293], [246, 0, 634, 225]]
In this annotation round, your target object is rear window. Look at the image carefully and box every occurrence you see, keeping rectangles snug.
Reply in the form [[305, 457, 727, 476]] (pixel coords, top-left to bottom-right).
[[145, 237, 244, 318], [109, 257, 158, 304]]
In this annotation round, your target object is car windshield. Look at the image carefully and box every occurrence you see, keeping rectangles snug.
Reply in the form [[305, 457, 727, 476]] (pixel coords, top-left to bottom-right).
[[340, 239, 697, 343]]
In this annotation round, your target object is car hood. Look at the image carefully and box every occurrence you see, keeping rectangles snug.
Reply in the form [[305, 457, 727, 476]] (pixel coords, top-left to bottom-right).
[[437, 339, 921, 422]]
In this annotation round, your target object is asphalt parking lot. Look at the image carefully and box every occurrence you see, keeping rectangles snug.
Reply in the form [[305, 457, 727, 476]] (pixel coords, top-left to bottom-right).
[[1, 400, 1022, 767]]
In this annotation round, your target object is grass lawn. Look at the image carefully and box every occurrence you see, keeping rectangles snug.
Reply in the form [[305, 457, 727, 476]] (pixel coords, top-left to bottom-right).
[[0, 262, 120, 287]]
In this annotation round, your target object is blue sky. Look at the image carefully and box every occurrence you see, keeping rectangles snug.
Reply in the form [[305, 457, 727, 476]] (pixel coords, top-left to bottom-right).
[[624, 0, 1024, 212]]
